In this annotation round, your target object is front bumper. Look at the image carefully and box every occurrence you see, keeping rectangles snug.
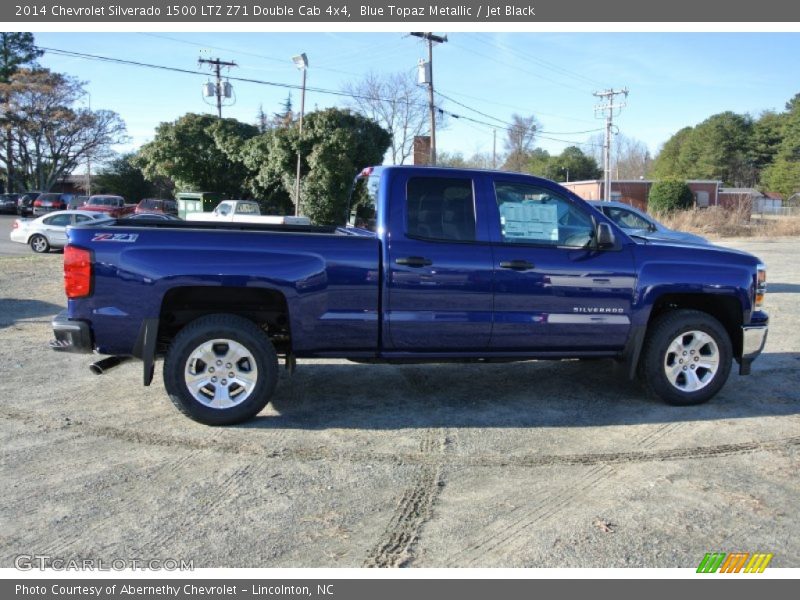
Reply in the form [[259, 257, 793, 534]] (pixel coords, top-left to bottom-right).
[[739, 323, 768, 375], [50, 310, 94, 354]]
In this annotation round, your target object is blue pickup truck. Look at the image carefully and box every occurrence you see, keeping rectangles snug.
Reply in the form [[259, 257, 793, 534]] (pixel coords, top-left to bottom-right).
[[51, 166, 768, 425]]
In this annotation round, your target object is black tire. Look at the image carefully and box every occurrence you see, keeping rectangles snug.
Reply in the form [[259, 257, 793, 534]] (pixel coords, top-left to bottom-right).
[[163, 314, 278, 425], [638, 309, 732, 406], [29, 234, 50, 253]]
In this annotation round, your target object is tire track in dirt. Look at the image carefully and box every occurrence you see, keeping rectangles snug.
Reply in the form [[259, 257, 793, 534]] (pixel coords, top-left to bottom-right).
[[138, 463, 256, 556], [3, 407, 799, 468], [448, 464, 613, 566], [363, 428, 445, 568], [450, 421, 688, 566]]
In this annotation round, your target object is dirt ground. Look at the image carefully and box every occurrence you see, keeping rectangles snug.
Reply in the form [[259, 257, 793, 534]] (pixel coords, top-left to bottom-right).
[[0, 237, 798, 569]]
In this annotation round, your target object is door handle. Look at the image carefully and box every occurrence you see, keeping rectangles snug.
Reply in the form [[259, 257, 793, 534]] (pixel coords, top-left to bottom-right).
[[500, 260, 536, 271], [396, 256, 433, 267]]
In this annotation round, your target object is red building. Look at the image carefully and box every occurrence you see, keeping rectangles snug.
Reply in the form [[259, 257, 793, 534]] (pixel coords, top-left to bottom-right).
[[561, 179, 721, 211]]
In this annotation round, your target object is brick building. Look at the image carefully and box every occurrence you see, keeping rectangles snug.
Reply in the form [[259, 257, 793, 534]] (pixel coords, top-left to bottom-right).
[[561, 179, 722, 211]]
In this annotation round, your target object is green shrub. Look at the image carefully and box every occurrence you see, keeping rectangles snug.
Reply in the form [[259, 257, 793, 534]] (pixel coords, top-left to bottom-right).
[[648, 179, 694, 213]]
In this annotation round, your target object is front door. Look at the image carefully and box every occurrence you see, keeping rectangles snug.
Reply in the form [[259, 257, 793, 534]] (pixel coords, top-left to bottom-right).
[[489, 180, 636, 351]]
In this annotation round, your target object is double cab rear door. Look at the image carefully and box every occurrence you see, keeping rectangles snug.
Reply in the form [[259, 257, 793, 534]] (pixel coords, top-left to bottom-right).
[[384, 170, 636, 353]]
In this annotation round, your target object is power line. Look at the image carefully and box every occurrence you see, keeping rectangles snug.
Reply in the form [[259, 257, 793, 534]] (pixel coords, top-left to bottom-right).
[[436, 86, 598, 126], [467, 33, 606, 88], [447, 38, 591, 94], [40, 46, 603, 152], [40, 46, 431, 109], [435, 90, 603, 136], [140, 33, 361, 77]]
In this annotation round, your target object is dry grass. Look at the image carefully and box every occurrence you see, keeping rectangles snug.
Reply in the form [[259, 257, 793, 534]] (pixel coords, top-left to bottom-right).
[[654, 206, 800, 238]]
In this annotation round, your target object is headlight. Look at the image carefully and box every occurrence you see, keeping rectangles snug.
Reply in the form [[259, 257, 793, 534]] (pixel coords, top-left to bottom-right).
[[755, 264, 767, 308]]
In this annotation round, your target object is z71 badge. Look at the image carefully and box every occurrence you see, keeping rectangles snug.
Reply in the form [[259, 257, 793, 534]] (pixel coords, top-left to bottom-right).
[[91, 233, 139, 243]]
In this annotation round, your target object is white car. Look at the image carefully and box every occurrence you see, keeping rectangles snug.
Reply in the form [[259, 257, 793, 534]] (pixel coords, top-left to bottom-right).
[[9, 210, 112, 253]]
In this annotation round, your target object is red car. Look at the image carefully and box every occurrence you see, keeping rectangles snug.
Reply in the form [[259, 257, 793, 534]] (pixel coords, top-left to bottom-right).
[[135, 198, 179, 216], [32, 193, 69, 217], [81, 195, 135, 218]]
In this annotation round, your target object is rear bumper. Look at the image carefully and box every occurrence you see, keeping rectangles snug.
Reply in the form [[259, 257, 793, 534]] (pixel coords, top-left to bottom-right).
[[50, 310, 94, 354], [739, 323, 768, 375]]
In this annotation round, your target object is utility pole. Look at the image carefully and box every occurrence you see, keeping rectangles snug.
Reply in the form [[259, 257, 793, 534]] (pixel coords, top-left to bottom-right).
[[199, 57, 237, 118], [411, 32, 447, 166], [593, 87, 628, 202]]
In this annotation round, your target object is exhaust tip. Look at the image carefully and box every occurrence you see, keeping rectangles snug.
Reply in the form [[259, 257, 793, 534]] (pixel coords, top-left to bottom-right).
[[89, 356, 126, 375]]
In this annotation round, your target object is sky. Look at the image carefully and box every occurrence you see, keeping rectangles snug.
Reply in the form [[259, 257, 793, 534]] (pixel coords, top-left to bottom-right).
[[33, 31, 800, 165]]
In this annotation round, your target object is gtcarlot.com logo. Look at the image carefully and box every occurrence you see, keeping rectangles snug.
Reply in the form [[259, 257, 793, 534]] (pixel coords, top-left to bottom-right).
[[14, 555, 194, 571], [697, 552, 773, 573]]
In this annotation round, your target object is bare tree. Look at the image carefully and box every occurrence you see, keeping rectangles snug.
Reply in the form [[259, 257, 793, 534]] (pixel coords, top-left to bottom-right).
[[0, 68, 127, 191], [344, 71, 428, 165], [587, 132, 653, 180], [438, 150, 494, 169], [502, 114, 540, 172]]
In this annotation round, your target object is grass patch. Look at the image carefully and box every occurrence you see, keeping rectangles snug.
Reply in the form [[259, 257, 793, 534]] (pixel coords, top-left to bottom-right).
[[654, 206, 800, 238]]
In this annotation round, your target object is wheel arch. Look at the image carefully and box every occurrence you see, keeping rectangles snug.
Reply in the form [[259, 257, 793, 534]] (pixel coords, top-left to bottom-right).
[[626, 292, 744, 378]]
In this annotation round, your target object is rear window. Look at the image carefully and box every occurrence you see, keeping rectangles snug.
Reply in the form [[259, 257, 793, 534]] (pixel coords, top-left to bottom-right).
[[406, 177, 476, 242], [349, 170, 381, 231], [235, 202, 259, 215]]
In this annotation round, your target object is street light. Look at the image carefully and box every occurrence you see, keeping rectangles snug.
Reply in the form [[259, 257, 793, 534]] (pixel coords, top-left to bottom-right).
[[292, 53, 308, 217]]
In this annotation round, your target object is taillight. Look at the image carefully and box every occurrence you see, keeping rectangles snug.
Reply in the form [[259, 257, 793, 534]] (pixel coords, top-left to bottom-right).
[[12, 221, 18, 230], [33, 199, 42, 207], [64, 246, 93, 299]]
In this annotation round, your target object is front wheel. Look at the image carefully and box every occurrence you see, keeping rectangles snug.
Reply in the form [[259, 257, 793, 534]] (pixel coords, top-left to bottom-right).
[[30, 234, 50, 253], [163, 314, 279, 425], [639, 309, 732, 406]]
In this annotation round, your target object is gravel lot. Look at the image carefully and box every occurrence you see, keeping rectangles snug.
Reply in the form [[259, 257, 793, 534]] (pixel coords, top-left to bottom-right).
[[0, 236, 798, 568]]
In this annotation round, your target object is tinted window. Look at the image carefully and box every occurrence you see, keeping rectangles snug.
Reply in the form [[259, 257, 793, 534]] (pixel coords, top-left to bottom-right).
[[406, 177, 476, 242], [74, 215, 91, 223], [43, 214, 71, 227], [495, 182, 593, 248]]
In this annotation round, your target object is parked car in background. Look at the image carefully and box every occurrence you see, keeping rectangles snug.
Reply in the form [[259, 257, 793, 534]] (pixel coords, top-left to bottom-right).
[[10, 210, 113, 253], [0, 193, 20, 214], [67, 195, 89, 210], [124, 213, 182, 221], [135, 198, 178, 217], [32, 193, 72, 217], [81, 195, 135, 219], [587, 200, 709, 245], [16, 191, 43, 217], [185, 199, 311, 225]]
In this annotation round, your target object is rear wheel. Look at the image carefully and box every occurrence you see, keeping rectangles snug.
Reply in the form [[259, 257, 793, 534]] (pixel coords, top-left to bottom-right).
[[29, 234, 50, 253], [639, 309, 732, 406], [163, 314, 278, 425]]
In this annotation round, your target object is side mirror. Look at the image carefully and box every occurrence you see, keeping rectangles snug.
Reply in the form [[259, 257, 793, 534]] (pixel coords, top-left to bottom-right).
[[596, 222, 616, 248]]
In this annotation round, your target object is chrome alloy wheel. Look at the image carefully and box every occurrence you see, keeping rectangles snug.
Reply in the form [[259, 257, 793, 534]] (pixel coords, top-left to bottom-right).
[[663, 330, 720, 392], [184, 339, 259, 409]]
